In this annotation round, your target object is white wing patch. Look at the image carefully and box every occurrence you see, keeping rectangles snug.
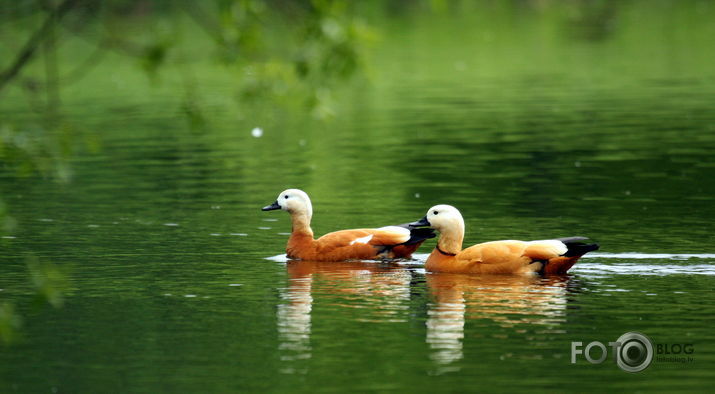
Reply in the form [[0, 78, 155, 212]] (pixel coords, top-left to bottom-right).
[[377, 226, 411, 243], [377, 226, 410, 235], [350, 234, 374, 245], [527, 240, 568, 255]]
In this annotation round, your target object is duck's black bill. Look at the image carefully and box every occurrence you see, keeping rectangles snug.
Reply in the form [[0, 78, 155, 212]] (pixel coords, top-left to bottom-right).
[[408, 216, 431, 227], [262, 201, 281, 211]]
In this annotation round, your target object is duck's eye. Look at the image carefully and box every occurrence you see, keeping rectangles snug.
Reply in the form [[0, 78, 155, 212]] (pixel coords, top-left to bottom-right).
[[284, 195, 289, 199], [433, 210, 439, 215]]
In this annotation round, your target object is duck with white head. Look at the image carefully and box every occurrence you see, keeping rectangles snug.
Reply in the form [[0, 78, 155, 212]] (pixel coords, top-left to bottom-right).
[[262, 189, 435, 261], [410, 204, 598, 274]]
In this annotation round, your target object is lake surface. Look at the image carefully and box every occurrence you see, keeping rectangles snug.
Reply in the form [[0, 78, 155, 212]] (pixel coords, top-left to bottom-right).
[[1, 2, 715, 392]]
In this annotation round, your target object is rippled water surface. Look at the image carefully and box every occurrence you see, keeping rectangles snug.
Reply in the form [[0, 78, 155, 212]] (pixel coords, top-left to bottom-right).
[[2, 2, 715, 392]]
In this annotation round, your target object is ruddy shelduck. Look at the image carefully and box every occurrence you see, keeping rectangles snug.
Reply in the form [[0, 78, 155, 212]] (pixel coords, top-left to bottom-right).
[[262, 189, 435, 261], [410, 205, 598, 274]]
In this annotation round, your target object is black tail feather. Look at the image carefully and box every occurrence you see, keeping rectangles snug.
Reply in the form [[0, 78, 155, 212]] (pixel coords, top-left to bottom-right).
[[395, 223, 436, 245], [557, 236, 600, 257], [403, 227, 436, 245], [556, 236, 589, 244]]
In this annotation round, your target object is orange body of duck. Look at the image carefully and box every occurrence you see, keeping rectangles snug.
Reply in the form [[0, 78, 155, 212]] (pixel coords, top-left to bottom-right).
[[410, 205, 599, 275], [262, 189, 434, 261]]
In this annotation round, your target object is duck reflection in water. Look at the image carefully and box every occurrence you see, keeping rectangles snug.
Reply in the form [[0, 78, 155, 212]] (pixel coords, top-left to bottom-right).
[[426, 273, 573, 373], [276, 260, 576, 375], [276, 260, 413, 374]]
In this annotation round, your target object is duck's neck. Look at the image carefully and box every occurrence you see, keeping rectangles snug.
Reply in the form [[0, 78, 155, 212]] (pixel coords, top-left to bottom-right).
[[437, 227, 463, 255], [290, 211, 314, 238]]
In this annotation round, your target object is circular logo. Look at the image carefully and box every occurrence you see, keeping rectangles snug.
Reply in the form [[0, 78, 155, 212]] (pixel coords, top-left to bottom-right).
[[615, 332, 653, 372]]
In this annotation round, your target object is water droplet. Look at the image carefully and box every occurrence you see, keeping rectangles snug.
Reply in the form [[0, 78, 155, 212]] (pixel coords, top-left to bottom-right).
[[251, 127, 263, 138], [414, 193, 421, 198], [228, 283, 242, 287], [184, 294, 197, 298]]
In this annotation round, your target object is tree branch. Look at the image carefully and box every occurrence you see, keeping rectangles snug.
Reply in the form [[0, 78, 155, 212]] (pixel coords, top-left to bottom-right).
[[0, 0, 77, 94]]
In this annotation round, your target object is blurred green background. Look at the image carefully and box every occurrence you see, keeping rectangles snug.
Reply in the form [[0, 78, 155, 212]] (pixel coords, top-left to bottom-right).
[[1, 0, 714, 392]]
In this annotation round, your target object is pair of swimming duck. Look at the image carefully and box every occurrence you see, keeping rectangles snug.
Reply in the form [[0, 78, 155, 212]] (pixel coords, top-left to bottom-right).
[[262, 189, 599, 275]]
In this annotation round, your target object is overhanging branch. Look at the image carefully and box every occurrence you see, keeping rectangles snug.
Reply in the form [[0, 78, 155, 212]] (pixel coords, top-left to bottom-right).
[[0, 0, 77, 94]]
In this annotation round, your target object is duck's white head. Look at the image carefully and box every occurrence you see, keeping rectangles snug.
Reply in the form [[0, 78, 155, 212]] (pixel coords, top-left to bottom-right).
[[410, 204, 465, 235], [262, 188, 313, 218]]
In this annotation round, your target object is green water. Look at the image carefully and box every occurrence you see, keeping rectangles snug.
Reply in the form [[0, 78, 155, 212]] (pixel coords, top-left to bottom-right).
[[2, 2, 715, 392]]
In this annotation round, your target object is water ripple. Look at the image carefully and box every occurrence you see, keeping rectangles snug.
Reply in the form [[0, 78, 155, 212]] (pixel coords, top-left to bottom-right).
[[584, 252, 715, 259], [573, 263, 715, 276]]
